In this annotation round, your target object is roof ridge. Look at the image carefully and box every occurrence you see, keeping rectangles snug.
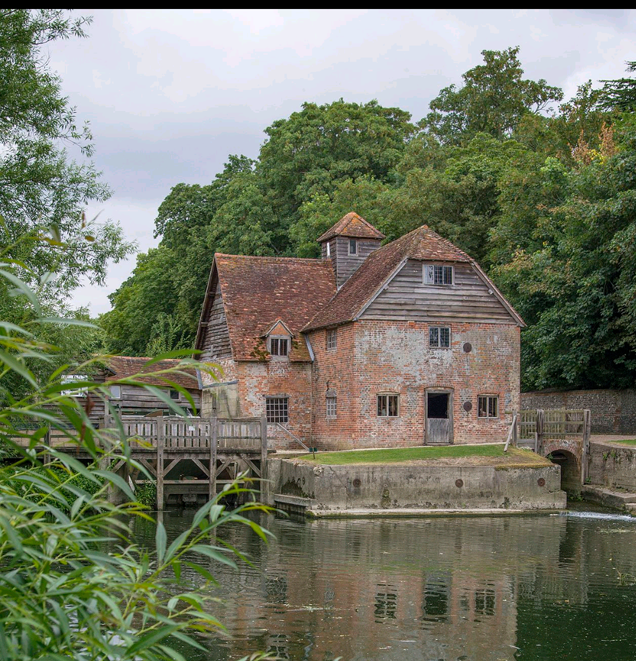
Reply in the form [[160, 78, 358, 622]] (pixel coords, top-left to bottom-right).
[[215, 253, 329, 264]]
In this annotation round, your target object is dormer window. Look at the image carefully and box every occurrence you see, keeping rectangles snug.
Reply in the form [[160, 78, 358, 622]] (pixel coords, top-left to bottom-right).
[[269, 337, 289, 357], [424, 264, 453, 286], [349, 238, 357, 255]]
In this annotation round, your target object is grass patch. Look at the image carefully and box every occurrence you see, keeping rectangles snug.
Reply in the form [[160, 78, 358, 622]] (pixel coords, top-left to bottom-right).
[[299, 444, 542, 466], [611, 439, 636, 446]]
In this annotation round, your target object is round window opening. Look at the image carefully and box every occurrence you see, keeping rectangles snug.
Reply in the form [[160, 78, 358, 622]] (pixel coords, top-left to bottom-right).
[[463, 342, 472, 353], [463, 401, 472, 412]]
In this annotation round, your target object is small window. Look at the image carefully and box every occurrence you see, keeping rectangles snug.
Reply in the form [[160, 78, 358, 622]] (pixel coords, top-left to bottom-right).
[[424, 264, 453, 285], [478, 396, 498, 418], [377, 394, 399, 417], [326, 329, 337, 350], [270, 337, 289, 357], [429, 327, 451, 348], [170, 389, 180, 400], [349, 238, 357, 255], [326, 241, 331, 257], [266, 397, 288, 424], [109, 385, 121, 400], [326, 395, 337, 418]]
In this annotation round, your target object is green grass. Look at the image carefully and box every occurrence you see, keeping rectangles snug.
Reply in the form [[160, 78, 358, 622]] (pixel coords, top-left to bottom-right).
[[300, 444, 509, 465], [611, 439, 636, 446]]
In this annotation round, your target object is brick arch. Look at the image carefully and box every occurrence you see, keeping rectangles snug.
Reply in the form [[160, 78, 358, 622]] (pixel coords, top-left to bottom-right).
[[542, 439, 583, 494]]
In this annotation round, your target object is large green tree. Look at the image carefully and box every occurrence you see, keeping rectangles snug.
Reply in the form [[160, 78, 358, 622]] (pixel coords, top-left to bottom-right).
[[423, 46, 563, 145], [0, 10, 134, 296]]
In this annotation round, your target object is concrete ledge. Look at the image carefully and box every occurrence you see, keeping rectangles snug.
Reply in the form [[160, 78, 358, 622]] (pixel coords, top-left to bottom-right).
[[581, 484, 636, 511], [273, 494, 314, 509], [307, 508, 565, 519]]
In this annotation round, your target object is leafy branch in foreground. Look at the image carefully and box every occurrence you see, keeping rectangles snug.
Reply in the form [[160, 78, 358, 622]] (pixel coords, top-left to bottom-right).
[[0, 264, 275, 660]]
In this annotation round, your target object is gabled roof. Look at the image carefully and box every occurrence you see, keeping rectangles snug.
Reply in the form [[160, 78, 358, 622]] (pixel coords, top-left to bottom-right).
[[104, 356, 200, 390], [201, 254, 336, 361], [303, 225, 525, 331], [317, 212, 386, 242]]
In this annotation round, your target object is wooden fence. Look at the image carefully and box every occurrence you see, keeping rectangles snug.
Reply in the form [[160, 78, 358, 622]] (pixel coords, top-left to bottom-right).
[[517, 409, 591, 454]]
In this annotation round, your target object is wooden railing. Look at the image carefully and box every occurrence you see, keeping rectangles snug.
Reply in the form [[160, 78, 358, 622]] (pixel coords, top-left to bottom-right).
[[115, 415, 264, 452], [517, 408, 591, 455]]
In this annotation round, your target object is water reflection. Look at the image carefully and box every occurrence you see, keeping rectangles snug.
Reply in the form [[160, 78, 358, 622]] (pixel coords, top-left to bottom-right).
[[129, 511, 636, 660]]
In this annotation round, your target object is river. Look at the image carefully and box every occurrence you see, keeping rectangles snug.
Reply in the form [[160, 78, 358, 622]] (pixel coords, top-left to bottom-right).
[[131, 508, 636, 661]]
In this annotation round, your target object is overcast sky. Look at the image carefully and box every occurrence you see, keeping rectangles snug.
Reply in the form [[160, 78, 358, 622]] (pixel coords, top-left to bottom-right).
[[48, 9, 636, 314]]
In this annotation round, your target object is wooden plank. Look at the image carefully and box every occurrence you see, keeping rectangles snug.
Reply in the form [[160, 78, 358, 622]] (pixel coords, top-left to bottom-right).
[[260, 413, 268, 501], [162, 458, 181, 478], [156, 417, 164, 511], [192, 457, 210, 478], [209, 417, 217, 502]]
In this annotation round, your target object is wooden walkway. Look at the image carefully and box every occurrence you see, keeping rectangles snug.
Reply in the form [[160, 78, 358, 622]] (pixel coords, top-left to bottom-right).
[[28, 415, 269, 509]]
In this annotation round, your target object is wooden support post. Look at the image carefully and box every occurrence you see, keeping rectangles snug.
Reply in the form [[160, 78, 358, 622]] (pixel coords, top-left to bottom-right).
[[536, 409, 545, 455], [156, 417, 164, 511], [260, 413, 268, 503], [209, 417, 217, 503]]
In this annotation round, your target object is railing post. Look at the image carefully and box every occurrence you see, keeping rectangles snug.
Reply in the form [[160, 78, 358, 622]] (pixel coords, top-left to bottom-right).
[[209, 417, 217, 503], [156, 417, 164, 511], [260, 414, 268, 502], [536, 409, 544, 455]]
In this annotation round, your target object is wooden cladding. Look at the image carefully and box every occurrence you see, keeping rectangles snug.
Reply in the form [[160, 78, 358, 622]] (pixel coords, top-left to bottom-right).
[[201, 280, 232, 361], [363, 260, 518, 324]]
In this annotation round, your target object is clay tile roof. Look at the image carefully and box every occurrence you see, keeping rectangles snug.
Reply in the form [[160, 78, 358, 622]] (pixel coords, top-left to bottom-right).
[[215, 254, 336, 361], [317, 212, 386, 242], [303, 225, 474, 332], [104, 356, 200, 390]]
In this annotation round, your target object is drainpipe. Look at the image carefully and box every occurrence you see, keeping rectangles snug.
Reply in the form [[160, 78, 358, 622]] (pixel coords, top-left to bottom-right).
[[304, 333, 315, 449]]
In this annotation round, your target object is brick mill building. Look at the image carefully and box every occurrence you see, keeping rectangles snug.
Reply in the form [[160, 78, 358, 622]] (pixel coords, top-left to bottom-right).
[[195, 213, 525, 450]]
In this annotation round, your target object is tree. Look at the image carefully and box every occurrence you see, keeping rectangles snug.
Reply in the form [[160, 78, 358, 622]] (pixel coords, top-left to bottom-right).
[[0, 10, 134, 297], [423, 47, 563, 145], [601, 61, 636, 112]]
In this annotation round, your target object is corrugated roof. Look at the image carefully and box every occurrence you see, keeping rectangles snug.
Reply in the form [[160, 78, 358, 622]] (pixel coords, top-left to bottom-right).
[[105, 356, 200, 390], [214, 254, 336, 361], [317, 212, 386, 242]]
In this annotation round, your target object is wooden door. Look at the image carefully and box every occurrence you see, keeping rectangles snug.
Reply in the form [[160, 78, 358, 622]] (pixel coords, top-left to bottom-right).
[[426, 391, 453, 445]]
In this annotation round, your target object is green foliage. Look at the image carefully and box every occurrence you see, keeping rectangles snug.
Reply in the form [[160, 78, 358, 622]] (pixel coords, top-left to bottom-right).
[[104, 46, 636, 391], [423, 46, 563, 145], [601, 61, 636, 112], [0, 264, 274, 660], [135, 479, 158, 508]]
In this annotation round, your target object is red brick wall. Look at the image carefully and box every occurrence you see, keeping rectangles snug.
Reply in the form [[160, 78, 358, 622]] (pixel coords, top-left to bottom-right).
[[310, 320, 520, 450], [236, 361, 313, 451]]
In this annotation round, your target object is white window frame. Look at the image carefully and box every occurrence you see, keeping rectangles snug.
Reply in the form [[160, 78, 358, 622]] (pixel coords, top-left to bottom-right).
[[268, 335, 290, 358], [326, 241, 331, 257], [266, 396, 289, 424], [423, 264, 454, 286], [377, 393, 400, 417], [429, 326, 451, 349], [109, 385, 122, 400], [348, 238, 358, 255], [326, 329, 337, 350], [478, 395, 499, 419]]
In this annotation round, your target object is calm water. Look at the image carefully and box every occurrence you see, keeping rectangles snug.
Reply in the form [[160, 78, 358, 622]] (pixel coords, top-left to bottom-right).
[[131, 510, 636, 661]]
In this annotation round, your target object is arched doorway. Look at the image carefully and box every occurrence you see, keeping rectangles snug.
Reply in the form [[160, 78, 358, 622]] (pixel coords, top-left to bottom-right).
[[549, 450, 580, 495]]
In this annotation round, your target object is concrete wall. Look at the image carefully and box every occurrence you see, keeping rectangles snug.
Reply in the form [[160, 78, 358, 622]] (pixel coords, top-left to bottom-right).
[[310, 320, 520, 450], [588, 442, 636, 491], [521, 389, 636, 434], [270, 459, 565, 511]]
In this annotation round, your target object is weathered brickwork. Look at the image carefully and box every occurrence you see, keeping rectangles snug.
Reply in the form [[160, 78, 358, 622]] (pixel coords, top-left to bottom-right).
[[310, 320, 520, 450]]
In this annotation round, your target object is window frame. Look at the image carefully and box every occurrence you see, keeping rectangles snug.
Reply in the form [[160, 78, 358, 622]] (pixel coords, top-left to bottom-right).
[[268, 335, 290, 358], [266, 396, 289, 424], [423, 263, 454, 286], [169, 388, 180, 401], [348, 238, 358, 255], [326, 328, 337, 350], [109, 385, 122, 400], [326, 395, 337, 418], [377, 393, 400, 418], [477, 395, 499, 419], [429, 326, 451, 349], [326, 241, 331, 257]]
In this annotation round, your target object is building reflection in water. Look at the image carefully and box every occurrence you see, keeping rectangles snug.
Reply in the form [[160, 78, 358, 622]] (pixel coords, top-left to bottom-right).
[[137, 511, 636, 661]]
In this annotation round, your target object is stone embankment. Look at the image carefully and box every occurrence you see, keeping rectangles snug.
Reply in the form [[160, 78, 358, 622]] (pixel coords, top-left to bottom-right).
[[582, 440, 636, 512], [268, 454, 566, 516]]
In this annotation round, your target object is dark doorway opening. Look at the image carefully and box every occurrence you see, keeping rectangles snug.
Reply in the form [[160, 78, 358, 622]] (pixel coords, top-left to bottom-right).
[[427, 393, 449, 419]]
